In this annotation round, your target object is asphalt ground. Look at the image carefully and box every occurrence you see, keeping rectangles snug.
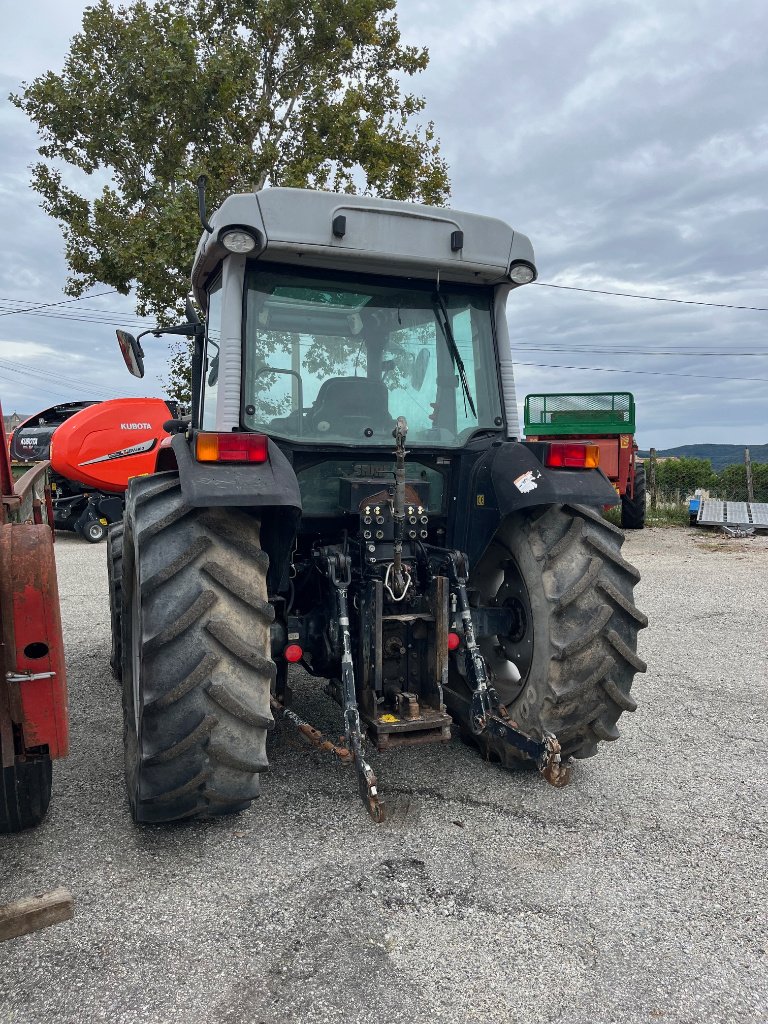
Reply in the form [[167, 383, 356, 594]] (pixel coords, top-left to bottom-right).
[[1, 526, 766, 1024]]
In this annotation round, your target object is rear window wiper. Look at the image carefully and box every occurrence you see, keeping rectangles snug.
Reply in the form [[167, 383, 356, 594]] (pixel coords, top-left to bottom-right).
[[432, 292, 476, 418]]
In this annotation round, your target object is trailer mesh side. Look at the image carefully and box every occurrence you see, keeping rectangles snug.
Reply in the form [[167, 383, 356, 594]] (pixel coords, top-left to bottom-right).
[[524, 392, 635, 436]]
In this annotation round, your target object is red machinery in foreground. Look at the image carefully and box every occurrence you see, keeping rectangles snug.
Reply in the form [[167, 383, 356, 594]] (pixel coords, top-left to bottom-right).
[[0, 401, 68, 832], [524, 392, 645, 529]]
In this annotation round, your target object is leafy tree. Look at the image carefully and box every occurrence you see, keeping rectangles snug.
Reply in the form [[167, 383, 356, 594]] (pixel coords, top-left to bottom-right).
[[11, 0, 450, 399], [166, 336, 194, 405], [714, 462, 768, 502]]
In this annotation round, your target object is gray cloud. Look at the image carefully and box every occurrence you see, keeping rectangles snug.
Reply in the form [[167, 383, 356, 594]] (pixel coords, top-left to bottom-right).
[[1, 0, 766, 448]]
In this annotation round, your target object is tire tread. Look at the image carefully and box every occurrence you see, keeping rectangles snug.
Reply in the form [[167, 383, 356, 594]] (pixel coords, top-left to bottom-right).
[[121, 475, 274, 823]]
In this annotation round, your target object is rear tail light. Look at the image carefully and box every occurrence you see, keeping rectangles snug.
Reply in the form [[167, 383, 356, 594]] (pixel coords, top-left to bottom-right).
[[545, 442, 600, 469], [195, 432, 269, 463], [284, 644, 303, 663], [447, 631, 461, 651]]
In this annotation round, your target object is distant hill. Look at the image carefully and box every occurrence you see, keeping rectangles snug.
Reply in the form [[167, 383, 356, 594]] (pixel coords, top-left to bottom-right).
[[638, 444, 768, 471]]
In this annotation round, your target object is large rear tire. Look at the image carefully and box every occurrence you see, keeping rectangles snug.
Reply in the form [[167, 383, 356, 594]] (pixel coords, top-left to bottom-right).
[[121, 474, 275, 823], [0, 756, 52, 833], [621, 464, 646, 530], [107, 521, 124, 681], [449, 503, 647, 764]]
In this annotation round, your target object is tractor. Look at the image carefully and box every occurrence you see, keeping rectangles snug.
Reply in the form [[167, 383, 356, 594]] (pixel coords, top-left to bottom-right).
[[524, 392, 646, 529], [110, 183, 647, 823]]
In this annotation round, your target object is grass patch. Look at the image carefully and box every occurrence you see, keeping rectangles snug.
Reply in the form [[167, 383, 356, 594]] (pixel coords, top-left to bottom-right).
[[601, 503, 691, 528], [646, 505, 691, 527]]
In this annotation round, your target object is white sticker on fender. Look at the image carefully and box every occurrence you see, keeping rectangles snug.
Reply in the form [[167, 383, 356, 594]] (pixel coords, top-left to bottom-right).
[[514, 469, 540, 493]]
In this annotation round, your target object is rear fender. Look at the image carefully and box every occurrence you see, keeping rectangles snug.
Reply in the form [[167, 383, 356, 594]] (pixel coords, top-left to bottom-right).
[[489, 441, 619, 512], [0, 524, 68, 764], [170, 434, 301, 510], [460, 441, 618, 568]]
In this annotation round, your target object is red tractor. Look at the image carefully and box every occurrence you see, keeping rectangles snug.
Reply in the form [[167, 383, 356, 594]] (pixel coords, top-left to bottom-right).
[[0, 401, 68, 831], [524, 392, 645, 529]]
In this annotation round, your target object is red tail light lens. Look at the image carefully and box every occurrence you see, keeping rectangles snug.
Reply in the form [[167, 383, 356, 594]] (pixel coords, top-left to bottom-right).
[[284, 644, 303, 663], [447, 631, 461, 651], [545, 442, 599, 469], [195, 432, 269, 463]]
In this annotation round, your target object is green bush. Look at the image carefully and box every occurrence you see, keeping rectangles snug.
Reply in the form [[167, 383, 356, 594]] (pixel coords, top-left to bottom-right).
[[652, 456, 767, 504]]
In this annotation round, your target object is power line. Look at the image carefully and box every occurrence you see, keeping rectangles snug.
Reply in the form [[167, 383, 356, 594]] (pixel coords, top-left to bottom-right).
[[0, 357, 130, 399], [1, 279, 767, 321], [0, 303, 149, 321], [514, 346, 768, 356], [513, 360, 768, 383], [0, 296, 147, 315], [0, 308, 151, 329], [0, 289, 118, 318], [0, 369, 100, 401], [534, 282, 768, 312], [0, 298, 153, 325]]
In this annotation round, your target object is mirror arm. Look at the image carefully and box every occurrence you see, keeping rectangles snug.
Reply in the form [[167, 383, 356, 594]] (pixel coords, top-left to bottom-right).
[[137, 322, 205, 343]]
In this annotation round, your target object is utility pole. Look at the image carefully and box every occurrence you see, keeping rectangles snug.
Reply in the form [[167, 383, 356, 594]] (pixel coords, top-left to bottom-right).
[[745, 448, 754, 504]]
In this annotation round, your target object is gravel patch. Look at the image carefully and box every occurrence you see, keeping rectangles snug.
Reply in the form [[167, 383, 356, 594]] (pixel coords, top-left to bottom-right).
[[1, 526, 766, 1023]]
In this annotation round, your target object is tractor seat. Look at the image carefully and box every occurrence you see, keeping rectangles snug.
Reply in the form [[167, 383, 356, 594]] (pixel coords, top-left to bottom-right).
[[305, 377, 392, 435]]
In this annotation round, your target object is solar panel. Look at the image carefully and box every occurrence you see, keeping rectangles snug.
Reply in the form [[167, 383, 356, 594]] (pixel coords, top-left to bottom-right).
[[697, 500, 768, 528]]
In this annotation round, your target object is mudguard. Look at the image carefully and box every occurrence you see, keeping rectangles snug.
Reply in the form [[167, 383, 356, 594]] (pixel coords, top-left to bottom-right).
[[0, 524, 68, 764], [459, 440, 618, 568], [170, 434, 302, 511], [489, 441, 618, 511]]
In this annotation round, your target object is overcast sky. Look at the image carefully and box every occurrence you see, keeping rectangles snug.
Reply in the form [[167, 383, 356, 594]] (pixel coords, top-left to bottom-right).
[[1, 0, 766, 448]]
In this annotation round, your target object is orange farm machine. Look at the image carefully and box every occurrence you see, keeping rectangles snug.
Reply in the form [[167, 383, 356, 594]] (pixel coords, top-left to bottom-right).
[[10, 398, 175, 543]]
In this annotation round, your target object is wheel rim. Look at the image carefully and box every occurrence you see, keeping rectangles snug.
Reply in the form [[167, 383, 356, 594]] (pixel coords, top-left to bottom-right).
[[495, 559, 535, 682], [88, 523, 103, 541], [476, 554, 533, 706]]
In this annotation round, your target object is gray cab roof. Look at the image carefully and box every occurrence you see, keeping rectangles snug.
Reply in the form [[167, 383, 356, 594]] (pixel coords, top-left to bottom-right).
[[191, 188, 535, 300]]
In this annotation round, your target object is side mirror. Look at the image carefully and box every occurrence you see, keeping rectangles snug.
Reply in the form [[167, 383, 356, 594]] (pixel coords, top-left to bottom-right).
[[116, 329, 145, 378]]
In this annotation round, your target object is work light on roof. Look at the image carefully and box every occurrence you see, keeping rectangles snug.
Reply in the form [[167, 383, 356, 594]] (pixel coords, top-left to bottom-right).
[[221, 229, 257, 254], [509, 261, 536, 285]]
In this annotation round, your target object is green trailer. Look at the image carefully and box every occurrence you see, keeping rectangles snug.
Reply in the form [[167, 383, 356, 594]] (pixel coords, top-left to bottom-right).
[[524, 392, 645, 529]]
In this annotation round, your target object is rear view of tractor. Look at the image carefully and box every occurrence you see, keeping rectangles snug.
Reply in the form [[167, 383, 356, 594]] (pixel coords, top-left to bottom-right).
[[524, 392, 646, 529], [0, 401, 68, 832], [111, 184, 647, 823]]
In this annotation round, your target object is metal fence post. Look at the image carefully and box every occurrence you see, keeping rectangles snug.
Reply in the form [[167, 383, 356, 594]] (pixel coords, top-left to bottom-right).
[[745, 448, 754, 504], [649, 448, 657, 511]]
